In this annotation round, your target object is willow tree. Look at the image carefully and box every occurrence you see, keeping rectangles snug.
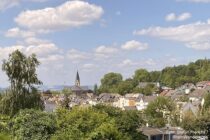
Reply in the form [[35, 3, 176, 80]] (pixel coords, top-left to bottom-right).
[[0, 50, 44, 116]]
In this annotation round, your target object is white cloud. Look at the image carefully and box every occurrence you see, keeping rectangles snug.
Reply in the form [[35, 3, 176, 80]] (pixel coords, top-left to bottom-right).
[[134, 19, 210, 50], [119, 59, 138, 67], [145, 59, 156, 66], [67, 49, 90, 62], [165, 13, 176, 21], [5, 27, 36, 38], [95, 45, 118, 54], [0, 0, 19, 11], [0, 0, 48, 11], [0, 45, 24, 59], [15, 1, 104, 32], [39, 54, 64, 63], [177, 13, 191, 21], [23, 37, 50, 45], [83, 63, 95, 69], [165, 12, 191, 21], [121, 40, 149, 51], [25, 43, 60, 57]]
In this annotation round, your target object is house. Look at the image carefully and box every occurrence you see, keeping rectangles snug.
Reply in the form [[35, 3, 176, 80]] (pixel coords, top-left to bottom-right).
[[140, 126, 175, 140], [176, 83, 196, 94], [189, 89, 208, 102], [161, 86, 173, 91], [97, 93, 121, 105], [181, 102, 199, 116], [113, 93, 144, 109], [41, 90, 53, 100], [196, 81, 210, 89], [136, 96, 157, 111], [138, 82, 160, 89], [44, 101, 57, 112]]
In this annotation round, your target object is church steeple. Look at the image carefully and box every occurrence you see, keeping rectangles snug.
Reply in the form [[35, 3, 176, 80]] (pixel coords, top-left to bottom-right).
[[75, 71, 80, 86]]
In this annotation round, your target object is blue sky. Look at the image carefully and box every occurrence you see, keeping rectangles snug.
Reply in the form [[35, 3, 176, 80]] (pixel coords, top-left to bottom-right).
[[1, 0, 210, 87]]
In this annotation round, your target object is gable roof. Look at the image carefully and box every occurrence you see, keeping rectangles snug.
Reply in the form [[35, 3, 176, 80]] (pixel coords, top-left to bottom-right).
[[182, 102, 198, 115], [143, 96, 157, 102], [189, 89, 208, 98]]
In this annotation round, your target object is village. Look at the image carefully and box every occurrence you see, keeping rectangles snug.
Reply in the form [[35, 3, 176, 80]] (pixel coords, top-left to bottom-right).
[[43, 81, 209, 113], [42, 72, 210, 140]]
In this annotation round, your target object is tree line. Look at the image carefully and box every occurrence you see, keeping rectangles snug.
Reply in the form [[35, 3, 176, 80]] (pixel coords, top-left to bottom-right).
[[98, 59, 210, 94]]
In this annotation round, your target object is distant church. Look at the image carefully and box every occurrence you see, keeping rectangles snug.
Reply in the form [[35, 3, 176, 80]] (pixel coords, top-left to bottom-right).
[[69, 71, 91, 95]]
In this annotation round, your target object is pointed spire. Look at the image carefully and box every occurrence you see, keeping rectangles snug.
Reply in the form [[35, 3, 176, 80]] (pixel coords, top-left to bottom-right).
[[75, 71, 80, 86]]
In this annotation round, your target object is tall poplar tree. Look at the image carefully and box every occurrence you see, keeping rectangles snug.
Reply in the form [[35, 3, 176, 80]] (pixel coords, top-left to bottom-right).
[[0, 50, 44, 116]]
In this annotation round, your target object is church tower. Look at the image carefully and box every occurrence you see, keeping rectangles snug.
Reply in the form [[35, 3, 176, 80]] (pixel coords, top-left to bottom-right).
[[75, 71, 80, 86]]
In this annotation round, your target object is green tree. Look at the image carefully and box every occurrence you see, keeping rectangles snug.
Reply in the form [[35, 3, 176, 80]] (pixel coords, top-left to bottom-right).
[[53, 107, 128, 140], [99, 72, 123, 93], [0, 133, 10, 140], [133, 84, 157, 95], [203, 92, 210, 110], [93, 84, 99, 95], [93, 105, 146, 140], [145, 97, 175, 127], [181, 110, 210, 139], [133, 69, 151, 83], [61, 88, 72, 95], [0, 114, 10, 133], [117, 80, 134, 95], [0, 50, 44, 116], [11, 109, 56, 140], [150, 71, 161, 82]]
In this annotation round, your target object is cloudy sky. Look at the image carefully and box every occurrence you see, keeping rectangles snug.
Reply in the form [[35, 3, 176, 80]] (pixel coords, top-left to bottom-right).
[[1, 0, 210, 87]]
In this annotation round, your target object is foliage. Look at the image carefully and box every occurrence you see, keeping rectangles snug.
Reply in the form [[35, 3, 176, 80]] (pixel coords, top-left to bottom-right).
[[133, 83, 158, 95], [133, 69, 151, 83], [99, 59, 210, 93], [0, 114, 10, 133], [181, 110, 210, 139], [60, 94, 70, 109], [93, 105, 146, 140], [99, 72, 123, 93], [0, 89, 44, 116], [179, 95, 189, 102], [117, 80, 134, 95], [145, 96, 175, 127], [0, 133, 11, 140], [203, 92, 210, 110], [0, 50, 43, 116], [53, 107, 127, 140], [61, 88, 72, 95], [10, 109, 56, 140], [93, 84, 99, 95]]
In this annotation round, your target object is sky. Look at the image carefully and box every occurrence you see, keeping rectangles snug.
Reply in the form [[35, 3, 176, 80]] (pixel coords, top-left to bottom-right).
[[1, 0, 210, 87]]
